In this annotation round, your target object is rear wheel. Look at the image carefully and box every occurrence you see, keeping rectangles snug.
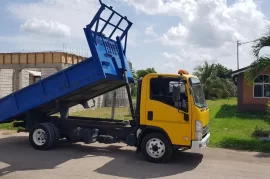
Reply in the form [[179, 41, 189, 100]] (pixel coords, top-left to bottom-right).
[[141, 133, 172, 163], [29, 123, 56, 150], [47, 123, 60, 146]]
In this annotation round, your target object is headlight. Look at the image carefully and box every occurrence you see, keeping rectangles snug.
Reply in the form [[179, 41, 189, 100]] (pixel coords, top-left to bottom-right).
[[195, 131, 202, 141], [195, 120, 203, 141], [196, 120, 203, 132]]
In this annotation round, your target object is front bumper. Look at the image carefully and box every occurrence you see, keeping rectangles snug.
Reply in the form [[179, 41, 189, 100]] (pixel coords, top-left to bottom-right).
[[191, 133, 210, 153]]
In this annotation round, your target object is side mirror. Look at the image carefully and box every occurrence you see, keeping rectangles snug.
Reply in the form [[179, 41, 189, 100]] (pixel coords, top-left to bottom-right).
[[172, 86, 181, 108]]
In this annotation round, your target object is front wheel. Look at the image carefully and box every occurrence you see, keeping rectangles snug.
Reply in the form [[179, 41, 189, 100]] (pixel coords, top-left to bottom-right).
[[141, 133, 172, 163]]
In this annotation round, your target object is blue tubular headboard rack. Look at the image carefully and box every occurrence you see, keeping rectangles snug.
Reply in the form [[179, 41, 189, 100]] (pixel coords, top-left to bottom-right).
[[83, 0, 135, 119], [84, 0, 133, 72]]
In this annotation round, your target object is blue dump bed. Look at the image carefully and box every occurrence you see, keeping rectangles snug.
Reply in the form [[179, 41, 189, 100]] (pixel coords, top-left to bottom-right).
[[0, 2, 134, 123]]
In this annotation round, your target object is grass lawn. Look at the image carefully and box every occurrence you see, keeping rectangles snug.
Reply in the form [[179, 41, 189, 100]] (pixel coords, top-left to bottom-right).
[[71, 107, 132, 120], [0, 123, 16, 130], [1, 98, 270, 153], [208, 98, 270, 153]]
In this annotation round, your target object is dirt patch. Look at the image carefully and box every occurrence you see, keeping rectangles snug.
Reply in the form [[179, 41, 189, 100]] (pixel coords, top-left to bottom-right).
[[0, 130, 16, 136]]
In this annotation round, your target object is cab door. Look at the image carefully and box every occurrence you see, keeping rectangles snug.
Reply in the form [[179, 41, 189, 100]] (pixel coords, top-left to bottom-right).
[[144, 77, 192, 146]]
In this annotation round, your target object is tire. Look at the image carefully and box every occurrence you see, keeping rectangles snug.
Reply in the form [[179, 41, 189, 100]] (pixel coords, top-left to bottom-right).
[[141, 132, 173, 163], [29, 123, 56, 150], [46, 122, 60, 147]]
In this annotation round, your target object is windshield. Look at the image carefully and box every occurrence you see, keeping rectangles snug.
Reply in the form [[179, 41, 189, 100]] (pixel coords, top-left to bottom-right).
[[189, 78, 207, 108]]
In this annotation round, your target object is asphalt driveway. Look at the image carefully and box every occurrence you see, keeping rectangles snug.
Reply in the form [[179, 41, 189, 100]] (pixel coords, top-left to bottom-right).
[[0, 130, 270, 179]]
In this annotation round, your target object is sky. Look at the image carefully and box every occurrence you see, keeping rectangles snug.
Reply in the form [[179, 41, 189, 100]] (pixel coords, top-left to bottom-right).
[[1, 0, 270, 74]]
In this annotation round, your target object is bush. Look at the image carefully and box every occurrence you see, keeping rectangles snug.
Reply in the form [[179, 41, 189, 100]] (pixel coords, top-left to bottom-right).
[[252, 126, 270, 138]]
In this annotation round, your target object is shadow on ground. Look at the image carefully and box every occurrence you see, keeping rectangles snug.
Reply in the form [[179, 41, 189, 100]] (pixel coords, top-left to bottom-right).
[[215, 104, 269, 121], [217, 137, 270, 154], [0, 135, 203, 178], [255, 152, 270, 158]]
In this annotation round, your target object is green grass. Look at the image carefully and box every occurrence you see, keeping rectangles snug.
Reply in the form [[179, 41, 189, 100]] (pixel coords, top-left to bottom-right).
[[207, 98, 270, 153], [71, 107, 132, 120], [0, 123, 15, 130]]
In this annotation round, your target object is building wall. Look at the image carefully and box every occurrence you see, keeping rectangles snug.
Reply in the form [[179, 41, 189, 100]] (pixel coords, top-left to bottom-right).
[[237, 67, 270, 112], [0, 69, 13, 98], [103, 87, 129, 107], [21, 69, 30, 88], [41, 68, 58, 79], [0, 52, 84, 65], [21, 68, 41, 88]]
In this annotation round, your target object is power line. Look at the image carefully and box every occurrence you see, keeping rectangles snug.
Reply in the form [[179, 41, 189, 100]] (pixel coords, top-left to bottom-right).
[[236, 38, 260, 69]]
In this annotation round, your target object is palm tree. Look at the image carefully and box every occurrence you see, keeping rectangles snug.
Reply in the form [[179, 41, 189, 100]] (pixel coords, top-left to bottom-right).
[[244, 28, 270, 84], [193, 62, 235, 99], [193, 61, 216, 84], [194, 62, 217, 99]]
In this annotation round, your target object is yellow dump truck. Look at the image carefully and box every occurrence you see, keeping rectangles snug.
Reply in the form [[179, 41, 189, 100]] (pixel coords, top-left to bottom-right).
[[12, 69, 210, 163], [8, 1, 210, 163]]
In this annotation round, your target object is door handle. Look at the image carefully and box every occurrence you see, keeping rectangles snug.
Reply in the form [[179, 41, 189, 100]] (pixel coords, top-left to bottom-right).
[[148, 111, 153, 121], [184, 113, 189, 122]]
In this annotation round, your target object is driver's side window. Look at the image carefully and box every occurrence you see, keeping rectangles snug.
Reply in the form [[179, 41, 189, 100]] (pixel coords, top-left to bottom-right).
[[150, 78, 188, 112]]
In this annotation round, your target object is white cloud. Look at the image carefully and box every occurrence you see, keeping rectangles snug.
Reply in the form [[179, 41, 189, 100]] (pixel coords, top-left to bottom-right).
[[125, 0, 270, 72], [0, 34, 90, 56], [8, 0, 99, 38], [160, 0, 268, 49], [162, 52, 183, 62], [145, 26, 157, 37], [121, 0, 197, 22], [5, 0, 138, 54], [161, 23, 189, 46], [20, 18, 71, 37]]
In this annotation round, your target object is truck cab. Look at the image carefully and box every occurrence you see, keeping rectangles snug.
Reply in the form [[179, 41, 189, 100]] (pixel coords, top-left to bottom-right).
[[136, 70, 210, 163]]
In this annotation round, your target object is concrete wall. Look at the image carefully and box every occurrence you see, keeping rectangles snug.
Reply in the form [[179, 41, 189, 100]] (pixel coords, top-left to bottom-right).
[[0, 69, 13, 98], [21, 68, 41, 88], [103, 87, 129, 107], [41, 68, 58, 79]]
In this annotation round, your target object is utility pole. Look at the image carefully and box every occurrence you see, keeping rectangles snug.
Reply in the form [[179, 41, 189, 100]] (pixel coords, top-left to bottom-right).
[[236, 39, 259, 70], [111, 90, 116, 120], [237, 40, 240, 70]]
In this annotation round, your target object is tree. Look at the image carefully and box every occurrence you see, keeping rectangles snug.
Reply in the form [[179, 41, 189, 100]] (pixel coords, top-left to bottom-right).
[[193, 62, 236, 99], [131, 67, 137, 96], [245, 27, 270, 84], [131, 68, 157, 97], [136, 68, 157, 79], [215, 63, 233, 78], [193, 61, 216, 83]]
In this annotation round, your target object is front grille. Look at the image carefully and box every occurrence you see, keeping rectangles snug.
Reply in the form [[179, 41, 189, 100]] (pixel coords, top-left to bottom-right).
[[202, 124, 209, 137]]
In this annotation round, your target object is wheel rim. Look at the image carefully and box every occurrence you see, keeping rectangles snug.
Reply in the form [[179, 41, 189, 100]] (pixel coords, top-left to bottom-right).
[[33, 129, 47, 146], [146, 138, 166, 159]]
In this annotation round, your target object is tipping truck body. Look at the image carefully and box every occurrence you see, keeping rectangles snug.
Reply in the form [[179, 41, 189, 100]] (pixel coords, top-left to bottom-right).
[[0, 1, 210, 163]]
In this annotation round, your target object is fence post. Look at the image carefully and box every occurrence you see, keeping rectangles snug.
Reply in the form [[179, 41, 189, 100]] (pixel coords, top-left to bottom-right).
[[111, 90, 116, 119]]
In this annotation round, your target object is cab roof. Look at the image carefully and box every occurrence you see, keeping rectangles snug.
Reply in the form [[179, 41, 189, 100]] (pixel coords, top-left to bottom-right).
[[143, 73, 198, 80]]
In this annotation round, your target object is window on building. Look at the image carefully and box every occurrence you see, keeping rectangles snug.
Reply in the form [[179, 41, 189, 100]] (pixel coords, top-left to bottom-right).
[[254, 75, 270, 98], [34, 76, 41, 83], [150, 78, 188, 111]]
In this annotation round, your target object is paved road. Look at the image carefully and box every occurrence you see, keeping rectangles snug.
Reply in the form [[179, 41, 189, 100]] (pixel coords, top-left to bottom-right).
[[0, 130, 270, 179]]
